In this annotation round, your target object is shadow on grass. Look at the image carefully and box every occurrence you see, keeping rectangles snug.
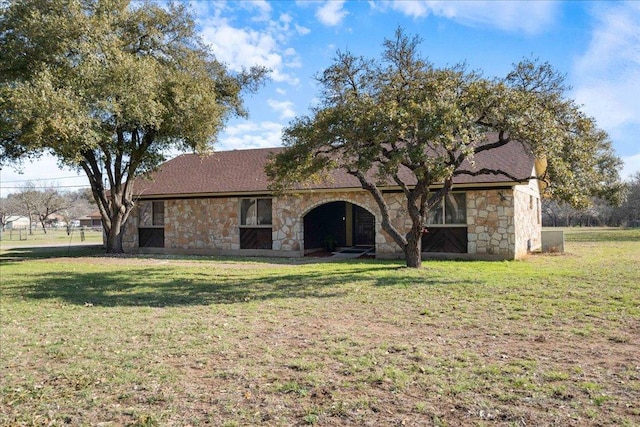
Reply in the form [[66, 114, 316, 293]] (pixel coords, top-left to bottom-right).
[[0, 245, 339, 265], [1, 245, 481, 307], [3, 264, 469, 307], [16, 270, 331, 306], [2, 257, 471, 307], [0, 244, 105, 260]]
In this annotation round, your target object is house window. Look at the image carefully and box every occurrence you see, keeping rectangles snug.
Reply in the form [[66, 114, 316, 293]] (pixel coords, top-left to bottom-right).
[[240, 198, 272, 249], [152, 201, 164, 226], [138, 201, 164, 248], [241, 198, 272, 226], [426, 193, 467, 225], [423, 193, 467, 253], [139, 201, 165, 227]]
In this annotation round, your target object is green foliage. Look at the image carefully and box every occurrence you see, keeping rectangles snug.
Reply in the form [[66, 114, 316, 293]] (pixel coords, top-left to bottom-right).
[[267, 28, 624, 267], [0, 0, 268, 252]]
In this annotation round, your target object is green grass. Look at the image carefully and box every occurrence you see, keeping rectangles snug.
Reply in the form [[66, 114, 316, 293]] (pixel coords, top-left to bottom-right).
[[0, 227, 104, 247], [1, 228, 639, 426]]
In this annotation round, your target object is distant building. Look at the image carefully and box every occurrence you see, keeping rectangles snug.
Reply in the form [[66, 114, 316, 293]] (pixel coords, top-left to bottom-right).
[[4, 215, 30, 230], [78, 212, 103, 228]]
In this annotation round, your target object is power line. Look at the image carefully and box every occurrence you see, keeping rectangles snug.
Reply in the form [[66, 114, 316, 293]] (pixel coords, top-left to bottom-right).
[[0, 175, 86, 183], [1, 184, 92, 190]]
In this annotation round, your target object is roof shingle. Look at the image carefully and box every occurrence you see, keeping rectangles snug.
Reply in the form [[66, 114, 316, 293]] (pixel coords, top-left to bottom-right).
[[134, 141, 535, 197]]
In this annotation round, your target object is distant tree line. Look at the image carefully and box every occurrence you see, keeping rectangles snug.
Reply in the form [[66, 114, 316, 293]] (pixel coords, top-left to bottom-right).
[[543, 172, 640, 227], [0, 185, 95, 233]]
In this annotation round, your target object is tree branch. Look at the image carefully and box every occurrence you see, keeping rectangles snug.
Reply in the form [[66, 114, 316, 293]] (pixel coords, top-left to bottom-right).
[[352, 169, 408, 248]]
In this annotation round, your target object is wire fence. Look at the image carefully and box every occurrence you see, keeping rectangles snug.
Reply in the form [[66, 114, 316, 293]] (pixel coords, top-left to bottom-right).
[[0, 226, 104, 244]]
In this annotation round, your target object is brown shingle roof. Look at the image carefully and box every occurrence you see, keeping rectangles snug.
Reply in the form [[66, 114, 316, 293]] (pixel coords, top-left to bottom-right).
[[133, 141, 535, 197]]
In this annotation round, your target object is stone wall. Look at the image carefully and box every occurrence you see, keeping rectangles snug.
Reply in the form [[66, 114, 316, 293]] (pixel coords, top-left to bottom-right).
[[123, 185, 540, 260], [466, 189, 515, 257], [273, 191, 380, 254], [122, 209, 138, 249], [465, 182, 541, 259], [123, 197, 241, 253], [164, 198, 240, 251]]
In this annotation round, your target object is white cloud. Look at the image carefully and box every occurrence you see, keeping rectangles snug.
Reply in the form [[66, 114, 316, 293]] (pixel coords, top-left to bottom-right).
[[0, 155, 88, 197], [316, 1, 349, 26], [198, 3, 306, 87], [387, 0, 558, 34], [571, 2, 640, 177], [621, 153, 640, 180], [201, 24, 300, 85], [267, 99, 296, 119], [280, 13, 292, 24], [295, 23, 311, 35], [218, 121, 285, 150], [572, 2, 640, 130], [187, 1, 228, 25], [242, 0, 272, 22]]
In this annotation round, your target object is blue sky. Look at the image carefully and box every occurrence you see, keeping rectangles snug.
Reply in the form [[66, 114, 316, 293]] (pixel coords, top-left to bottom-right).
[[1, 0, 639, 197]]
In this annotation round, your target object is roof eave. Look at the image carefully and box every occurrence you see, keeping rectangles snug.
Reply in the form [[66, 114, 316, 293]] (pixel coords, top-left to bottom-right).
[[134, 179, 531, 200]]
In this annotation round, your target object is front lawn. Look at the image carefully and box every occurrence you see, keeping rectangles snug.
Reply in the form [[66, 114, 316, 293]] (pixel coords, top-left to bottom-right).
[[1, 228, 638, 426]]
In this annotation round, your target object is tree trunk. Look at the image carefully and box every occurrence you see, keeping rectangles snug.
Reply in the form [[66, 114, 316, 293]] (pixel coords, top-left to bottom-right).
[[404, 227, 423, 268], [105, 225, 124, 253], [103, 205, 128, 254], [404, 242, 422, 268]]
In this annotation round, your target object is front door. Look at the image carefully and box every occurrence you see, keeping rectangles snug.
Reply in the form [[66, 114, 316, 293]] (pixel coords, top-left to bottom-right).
[[354, 206, 375, 246]]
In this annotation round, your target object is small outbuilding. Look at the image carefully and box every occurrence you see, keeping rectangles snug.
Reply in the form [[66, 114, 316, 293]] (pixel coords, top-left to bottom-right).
[[78, 212, 103, 229]]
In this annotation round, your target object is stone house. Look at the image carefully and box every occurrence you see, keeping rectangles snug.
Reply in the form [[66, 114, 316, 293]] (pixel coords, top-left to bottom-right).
[[123, 142, 542, 260]]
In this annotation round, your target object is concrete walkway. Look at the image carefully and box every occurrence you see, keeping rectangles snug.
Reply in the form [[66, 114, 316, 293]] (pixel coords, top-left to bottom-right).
[[328, 246, 374, 259]]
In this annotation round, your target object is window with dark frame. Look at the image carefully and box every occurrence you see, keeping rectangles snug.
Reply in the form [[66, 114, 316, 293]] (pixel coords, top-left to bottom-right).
[[240, 198, 272, 249], [138, 200, 164, 248], [152, 201, 164, 226], [426, 193, 467, 225], [423, 193, 467, 253]]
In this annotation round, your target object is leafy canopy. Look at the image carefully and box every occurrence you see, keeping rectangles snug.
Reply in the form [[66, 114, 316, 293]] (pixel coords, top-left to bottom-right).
[[267, 29, 623, 267], [268, 29, 623, 210], [0, 0, 268, 252]]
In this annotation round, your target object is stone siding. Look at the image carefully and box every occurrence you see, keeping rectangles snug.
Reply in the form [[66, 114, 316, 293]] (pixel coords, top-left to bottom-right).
[[164, 198, 240, 250], [124, 185, 540, 260], [274, 191, 380, 254], [123, 197, 241, 252], [466, 189, 516, 257]]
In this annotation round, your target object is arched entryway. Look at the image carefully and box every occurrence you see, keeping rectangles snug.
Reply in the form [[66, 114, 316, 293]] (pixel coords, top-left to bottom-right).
[[303, 201, 375, 253]]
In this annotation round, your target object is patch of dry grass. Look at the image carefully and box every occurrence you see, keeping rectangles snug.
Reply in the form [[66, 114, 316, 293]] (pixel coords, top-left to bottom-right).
[[1, 228, 639, 426]]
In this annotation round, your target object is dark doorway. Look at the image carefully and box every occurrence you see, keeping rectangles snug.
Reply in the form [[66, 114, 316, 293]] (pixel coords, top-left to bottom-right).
[[303, 202, 375, 252], [304, 202, 346, 250]]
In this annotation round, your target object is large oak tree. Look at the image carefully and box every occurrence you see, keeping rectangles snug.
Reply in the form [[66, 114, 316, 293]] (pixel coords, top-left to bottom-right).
[[0, 0, 267, 252], [267, 29, 624, 268]]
